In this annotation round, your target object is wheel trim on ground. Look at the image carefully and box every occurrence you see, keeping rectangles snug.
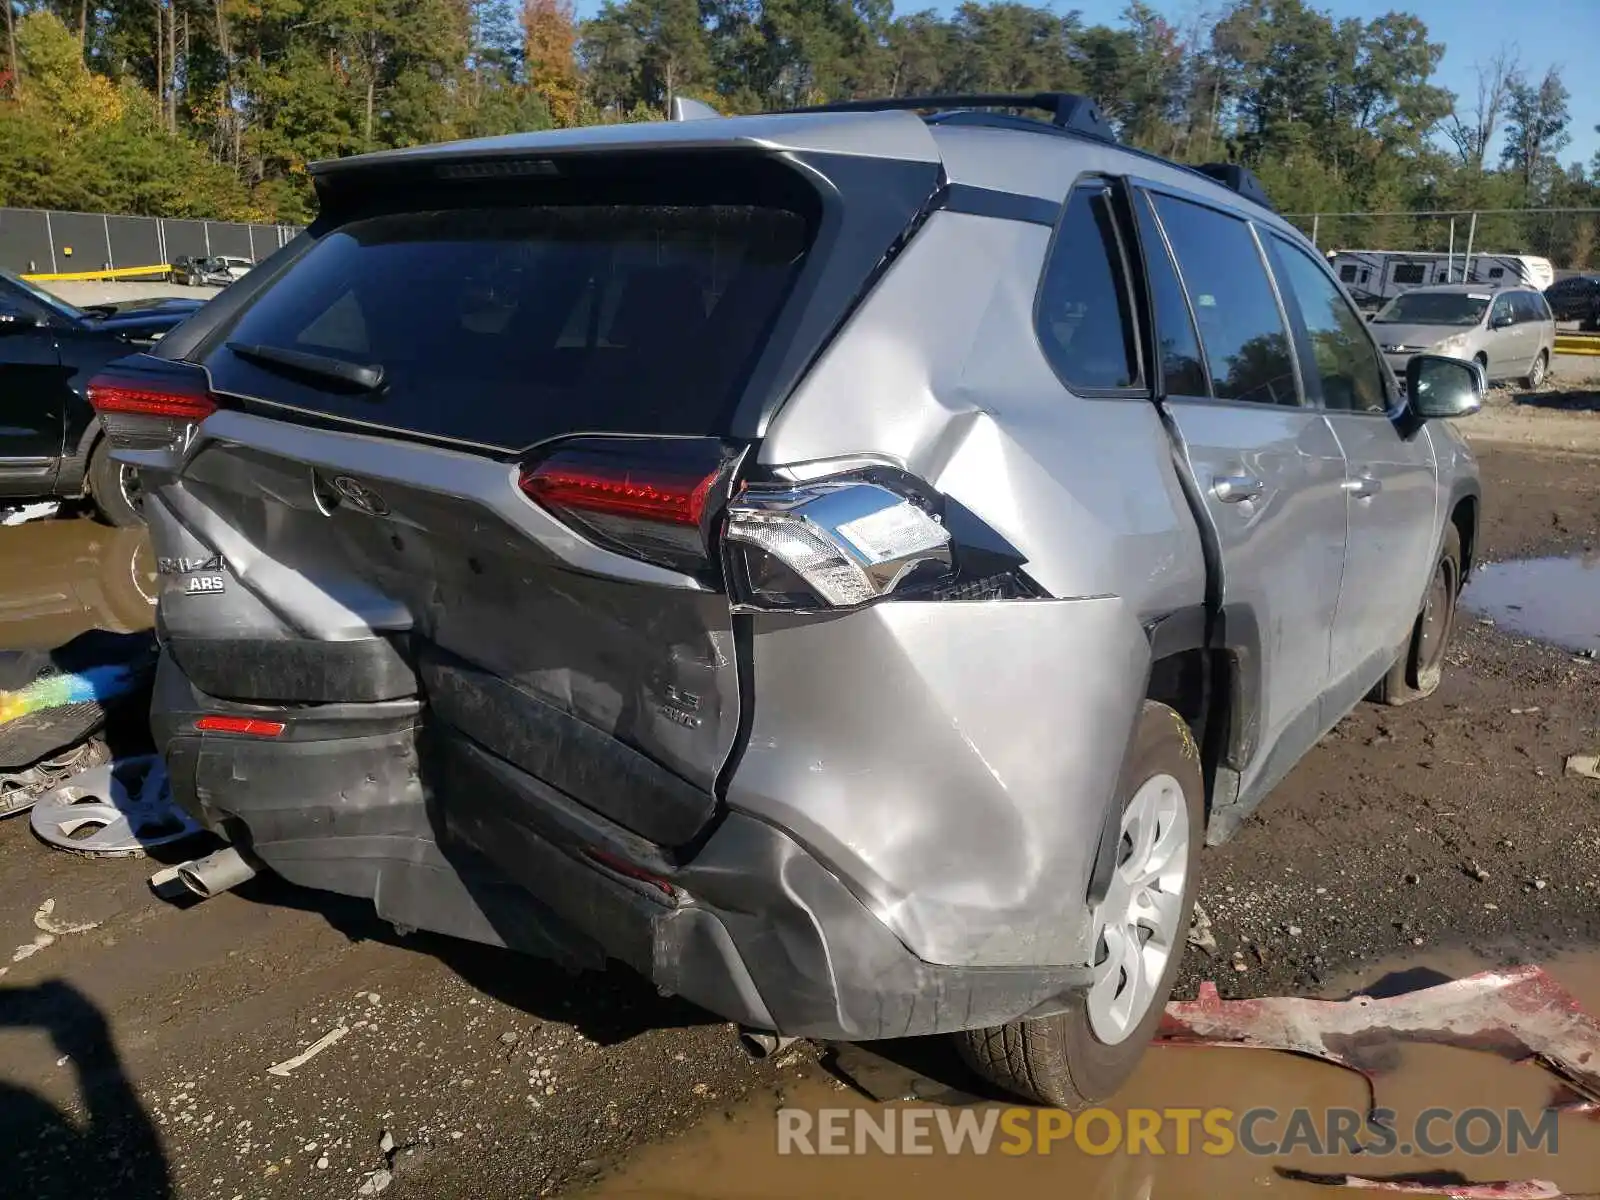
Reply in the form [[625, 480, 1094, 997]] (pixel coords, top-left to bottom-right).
[[1086, 771, 1190, 1045]]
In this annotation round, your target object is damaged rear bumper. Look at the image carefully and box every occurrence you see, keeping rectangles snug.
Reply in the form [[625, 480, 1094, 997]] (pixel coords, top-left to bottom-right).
[[150, 652, 1092, 1041]]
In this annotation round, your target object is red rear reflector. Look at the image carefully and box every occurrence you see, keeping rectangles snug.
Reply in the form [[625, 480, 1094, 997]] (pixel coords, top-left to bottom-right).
[[519, 462, 715, 526], [88, 381, 217, 421], [583, 848, 676, 897], [195, 715, 286, 737]]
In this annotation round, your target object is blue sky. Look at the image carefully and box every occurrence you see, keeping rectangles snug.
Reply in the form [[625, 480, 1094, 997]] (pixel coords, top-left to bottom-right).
[[571, 0, 1599, 168]]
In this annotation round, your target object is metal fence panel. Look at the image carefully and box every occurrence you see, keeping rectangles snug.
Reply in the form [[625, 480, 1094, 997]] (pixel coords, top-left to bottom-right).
[[48, 211, 112, 271], [207, 222, 256, 259], [106, 215, 162, 270], [161, 219, 210, 261], [0, 209, 53, 274], [0, 208, 306, 274]]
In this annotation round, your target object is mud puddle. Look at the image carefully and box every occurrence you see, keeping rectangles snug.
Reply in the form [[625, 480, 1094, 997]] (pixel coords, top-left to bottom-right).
[[587, 953, 1600, 1200], [1463, 555, 1600, 656], [0, 518, 155, 651]]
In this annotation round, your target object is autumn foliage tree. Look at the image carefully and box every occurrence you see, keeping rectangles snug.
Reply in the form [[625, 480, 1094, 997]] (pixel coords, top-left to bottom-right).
[[523, 0, 581, 126], [0, 0, 1594, 256]]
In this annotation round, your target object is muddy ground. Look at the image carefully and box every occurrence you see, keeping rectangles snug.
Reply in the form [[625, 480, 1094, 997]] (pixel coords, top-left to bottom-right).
[[0, 369, 1597, 1200]]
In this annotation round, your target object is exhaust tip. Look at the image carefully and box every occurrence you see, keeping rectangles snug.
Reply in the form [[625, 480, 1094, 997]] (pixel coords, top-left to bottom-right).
[[738, 1029, 798, 1060], [170, 847, 258, 900]]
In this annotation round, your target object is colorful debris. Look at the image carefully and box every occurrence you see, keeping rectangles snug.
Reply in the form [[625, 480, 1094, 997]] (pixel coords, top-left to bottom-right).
[[1159, 967, 1600, 1109]]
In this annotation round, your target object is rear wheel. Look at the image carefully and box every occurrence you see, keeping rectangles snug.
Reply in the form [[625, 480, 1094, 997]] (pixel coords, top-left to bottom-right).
[[955, 701, 1203, 1108], [1523, 349, 1548, 389], [1372, 524, 1461, 706], [86, 438, 143, 528]]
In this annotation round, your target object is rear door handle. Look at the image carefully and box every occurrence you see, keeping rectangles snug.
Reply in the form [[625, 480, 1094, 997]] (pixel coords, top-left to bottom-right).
[[1212, 473, 1265, 503], [1343, 473, 1382, 500]]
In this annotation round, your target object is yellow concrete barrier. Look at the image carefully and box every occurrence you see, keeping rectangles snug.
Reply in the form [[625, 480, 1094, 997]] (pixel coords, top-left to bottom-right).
[[1554, 335, 1600, 357], [20, 263, 173, 282]]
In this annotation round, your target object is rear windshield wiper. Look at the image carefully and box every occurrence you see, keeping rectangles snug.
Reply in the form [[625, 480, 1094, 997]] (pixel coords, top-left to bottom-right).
[[227, 342, 385, 393]]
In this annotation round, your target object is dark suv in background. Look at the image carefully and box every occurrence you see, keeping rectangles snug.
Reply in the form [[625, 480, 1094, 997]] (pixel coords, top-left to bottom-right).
[[0, 268, 204, 524], [1544, 274, 1600, 330]]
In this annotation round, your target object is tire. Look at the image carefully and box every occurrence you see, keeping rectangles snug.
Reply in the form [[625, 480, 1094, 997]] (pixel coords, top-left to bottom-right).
[[955, 701, 1204, 1108], [1371, 523, 1461, 706], [1522, 350, 1548, 389], [1474, 353, 1490, 385], [86, 438, 144, 528]]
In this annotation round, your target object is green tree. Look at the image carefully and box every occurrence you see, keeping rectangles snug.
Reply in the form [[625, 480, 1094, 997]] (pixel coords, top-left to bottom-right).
[[1501, 66, 1571, 202]]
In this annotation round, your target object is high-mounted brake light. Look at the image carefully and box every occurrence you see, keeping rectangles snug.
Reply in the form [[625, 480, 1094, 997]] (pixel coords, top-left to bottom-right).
[[194, 715, 285, 737], [517, 438, 738, 576]]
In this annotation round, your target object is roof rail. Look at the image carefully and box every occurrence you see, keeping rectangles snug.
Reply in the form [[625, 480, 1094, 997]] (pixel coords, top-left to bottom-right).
[[1193, 163, 1274, 211], [785, 93, 1117, 144]]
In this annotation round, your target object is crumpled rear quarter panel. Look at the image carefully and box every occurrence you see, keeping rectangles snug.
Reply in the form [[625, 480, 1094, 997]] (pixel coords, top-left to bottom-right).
[[727, 596, 1149, 969]]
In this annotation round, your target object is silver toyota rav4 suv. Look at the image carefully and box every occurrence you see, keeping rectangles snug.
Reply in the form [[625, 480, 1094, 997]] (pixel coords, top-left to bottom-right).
[[93, 93, 1483, 1107]]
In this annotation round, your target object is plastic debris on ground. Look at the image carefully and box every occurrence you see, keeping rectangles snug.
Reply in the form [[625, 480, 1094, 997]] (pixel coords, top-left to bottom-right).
[[1160, 966, 1600, 1105], [1280, 1170, 1561, 1198], [1157, 969, 1600, 1197], [0, 740, 110, 818], [1, 501, 61, 526], [29, 754, 203, 857], [0, 630, 157, 775]]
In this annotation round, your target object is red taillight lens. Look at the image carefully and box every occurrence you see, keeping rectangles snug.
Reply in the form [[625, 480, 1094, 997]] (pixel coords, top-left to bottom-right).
[[194, 715, 286, 737], [87, 383, 216, 422], [517, 438, 738, 576], [519, 460, 713, 527], [582, 848, 676, 898], [87, 357, 217, 453]]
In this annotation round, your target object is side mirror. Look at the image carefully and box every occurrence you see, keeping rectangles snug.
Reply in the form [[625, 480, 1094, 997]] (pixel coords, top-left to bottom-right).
[[1491, 311, 1514, 329], [0, 312, 42, 334], [1407, 354, 1484, 420]]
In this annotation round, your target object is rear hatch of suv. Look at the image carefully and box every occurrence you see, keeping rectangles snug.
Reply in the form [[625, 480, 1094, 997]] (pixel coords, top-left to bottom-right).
[[130, 129, 941, 856]]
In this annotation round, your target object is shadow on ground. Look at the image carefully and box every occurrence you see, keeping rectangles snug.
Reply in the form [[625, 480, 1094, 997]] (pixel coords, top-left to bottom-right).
[[201, 870, 721, 1046], [1512, 385, 1600, 412], [0, 980, 171, 1199]]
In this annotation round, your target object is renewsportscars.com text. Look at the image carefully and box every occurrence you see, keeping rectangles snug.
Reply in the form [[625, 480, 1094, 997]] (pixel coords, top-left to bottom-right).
[[776, 1106, 1559, 1158]]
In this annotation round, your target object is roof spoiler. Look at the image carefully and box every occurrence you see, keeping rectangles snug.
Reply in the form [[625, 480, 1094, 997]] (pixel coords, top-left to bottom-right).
[[783, 93, 1116, 144]]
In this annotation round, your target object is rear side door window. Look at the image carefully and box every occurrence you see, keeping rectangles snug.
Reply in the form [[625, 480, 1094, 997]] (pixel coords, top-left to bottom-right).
[[1034, 184, 1142, 392], [1146, 193, 1300, 406], [1264, 234, 1389, 414], [1131, 192, 1207, 397]]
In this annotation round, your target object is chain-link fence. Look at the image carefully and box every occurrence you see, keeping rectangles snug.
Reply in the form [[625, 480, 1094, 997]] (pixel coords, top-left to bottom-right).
[[1284, 209, 1600, 277], [0, 206, 300, 277]]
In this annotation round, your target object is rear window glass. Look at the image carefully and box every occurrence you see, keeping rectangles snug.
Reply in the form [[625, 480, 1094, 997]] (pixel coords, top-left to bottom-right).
[[205, 204, 811, 449]]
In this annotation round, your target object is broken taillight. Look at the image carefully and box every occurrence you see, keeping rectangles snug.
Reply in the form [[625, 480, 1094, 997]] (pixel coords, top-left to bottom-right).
[[517, 437, 739, 576], [87, 355, 217, 453], [724, 478, 955, 609]]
